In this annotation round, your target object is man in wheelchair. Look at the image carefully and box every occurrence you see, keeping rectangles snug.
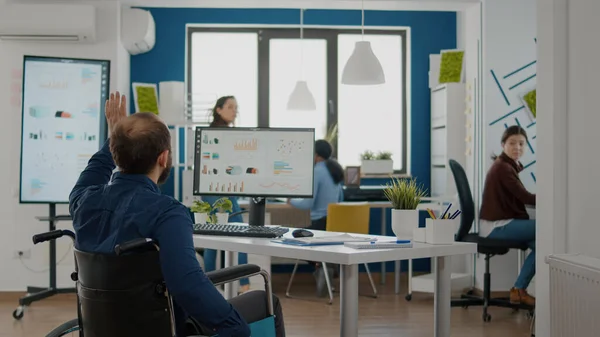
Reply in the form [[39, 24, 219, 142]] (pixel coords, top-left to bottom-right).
[[68, 92, 286, 337]]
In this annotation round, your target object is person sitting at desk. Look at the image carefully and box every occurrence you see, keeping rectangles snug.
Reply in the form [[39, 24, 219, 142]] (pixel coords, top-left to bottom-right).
[[479, 125, 536, 307], [287, 139, 344, 296], [69, 92, 286, 337]]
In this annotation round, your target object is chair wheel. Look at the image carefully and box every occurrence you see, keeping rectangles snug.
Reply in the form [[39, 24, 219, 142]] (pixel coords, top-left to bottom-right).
[[405, 294, 412, 301], [13, 306, 24, 320], [482, 313, 491, 322]]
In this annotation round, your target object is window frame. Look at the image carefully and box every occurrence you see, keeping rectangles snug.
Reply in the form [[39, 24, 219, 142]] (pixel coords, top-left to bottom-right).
[[186, 26, 408, 174]]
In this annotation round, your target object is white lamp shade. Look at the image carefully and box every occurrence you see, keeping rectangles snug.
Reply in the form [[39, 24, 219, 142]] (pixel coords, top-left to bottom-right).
[[287, 80, 316, 110], [341, 41, 386, 85]]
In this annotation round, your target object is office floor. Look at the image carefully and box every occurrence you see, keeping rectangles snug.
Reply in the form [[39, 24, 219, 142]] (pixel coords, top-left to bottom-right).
[[2, 273, 532, 337]]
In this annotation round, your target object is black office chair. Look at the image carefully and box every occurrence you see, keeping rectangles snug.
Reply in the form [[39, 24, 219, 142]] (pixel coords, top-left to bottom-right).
[[37, 230, 276, 337], [448, 159, 534, 322]]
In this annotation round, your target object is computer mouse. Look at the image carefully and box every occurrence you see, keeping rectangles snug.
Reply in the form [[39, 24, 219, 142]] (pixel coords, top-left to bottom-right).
[[292, 229, 314, 238]]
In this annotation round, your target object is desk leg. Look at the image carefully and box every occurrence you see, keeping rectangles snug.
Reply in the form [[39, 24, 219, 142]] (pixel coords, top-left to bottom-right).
[[224, 251, 236, 300], [340, 264, 359, 337], [394, 260, 401, 294], [380, 209, 386, 285], [434, 256, 451, 337]]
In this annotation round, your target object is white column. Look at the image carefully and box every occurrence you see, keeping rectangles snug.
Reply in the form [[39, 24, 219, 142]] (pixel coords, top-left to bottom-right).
[[536, 0, 569, 336]]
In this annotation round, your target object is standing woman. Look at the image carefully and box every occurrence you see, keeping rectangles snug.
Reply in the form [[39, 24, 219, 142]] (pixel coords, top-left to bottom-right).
[[201, 95, 251, 293], [479, 125, 536, 307]]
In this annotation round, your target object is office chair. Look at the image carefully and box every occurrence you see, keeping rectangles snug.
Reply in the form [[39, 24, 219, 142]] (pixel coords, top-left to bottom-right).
[[285, 203, 377, 304], [448, 159, 534, 322], [38, 230, 277, 337]]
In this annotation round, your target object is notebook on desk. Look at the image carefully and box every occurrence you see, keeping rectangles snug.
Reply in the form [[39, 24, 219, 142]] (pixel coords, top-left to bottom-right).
[[272, 233, 376, 246]]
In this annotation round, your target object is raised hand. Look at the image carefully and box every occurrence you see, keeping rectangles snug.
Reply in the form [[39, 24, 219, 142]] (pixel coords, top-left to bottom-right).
[[105, 91, 127, 133]]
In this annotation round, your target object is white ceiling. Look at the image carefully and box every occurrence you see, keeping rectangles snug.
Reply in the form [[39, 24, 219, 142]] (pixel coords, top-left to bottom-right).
[[6, 0, 479, 11]]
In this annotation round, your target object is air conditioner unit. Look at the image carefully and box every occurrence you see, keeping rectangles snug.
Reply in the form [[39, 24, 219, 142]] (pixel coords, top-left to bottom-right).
[[0, 4, 96, 42]]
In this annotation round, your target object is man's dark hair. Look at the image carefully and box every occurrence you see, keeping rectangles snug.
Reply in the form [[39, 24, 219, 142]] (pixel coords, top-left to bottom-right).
[[110, 112, 171, 175]]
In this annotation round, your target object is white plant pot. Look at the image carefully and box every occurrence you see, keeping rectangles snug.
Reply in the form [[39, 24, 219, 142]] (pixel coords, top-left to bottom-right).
[[216, 212, 229, 225], [391, 209, 419, 240], [194, 212, 208, 224], [361, 159, 393, 175]]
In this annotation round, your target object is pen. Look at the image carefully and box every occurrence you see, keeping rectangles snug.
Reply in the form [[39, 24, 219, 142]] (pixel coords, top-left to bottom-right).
[[450, 210, 462, 219], [440, 203, 452, 219], [426, 208, 436, 219]]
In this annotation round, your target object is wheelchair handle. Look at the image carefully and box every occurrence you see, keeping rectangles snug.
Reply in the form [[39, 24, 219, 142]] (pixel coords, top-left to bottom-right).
[[114, 238, 155, 256], [32, 229, 75, 244]]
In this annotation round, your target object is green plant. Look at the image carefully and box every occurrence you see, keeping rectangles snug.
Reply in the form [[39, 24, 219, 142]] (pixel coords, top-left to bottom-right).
[[360, 150, 375, 160], [376, 151, 393, 160], [523, 89, 536, 118], [212, 197, 233, 213], [438, 50, 465, 83], [383, 177, 428, 210], [190, 200, 211, 213], [324, 123, 338, 145]]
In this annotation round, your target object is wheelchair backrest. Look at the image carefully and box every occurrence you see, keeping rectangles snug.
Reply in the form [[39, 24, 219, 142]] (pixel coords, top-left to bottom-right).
[[74, 249, 175, 337]]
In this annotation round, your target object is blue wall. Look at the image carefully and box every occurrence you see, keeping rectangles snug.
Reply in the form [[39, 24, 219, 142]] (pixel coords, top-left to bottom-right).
[[130, 8, 456, 273]]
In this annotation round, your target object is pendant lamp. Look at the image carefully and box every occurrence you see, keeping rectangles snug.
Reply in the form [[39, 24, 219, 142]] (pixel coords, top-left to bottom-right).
[[341, 0, 385, 85], [287, 81, 316, 110], [287, 9, 316, 110]]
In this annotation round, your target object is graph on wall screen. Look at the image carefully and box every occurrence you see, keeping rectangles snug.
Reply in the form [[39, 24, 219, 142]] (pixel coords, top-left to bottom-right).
[[19, 55, 110, 204]]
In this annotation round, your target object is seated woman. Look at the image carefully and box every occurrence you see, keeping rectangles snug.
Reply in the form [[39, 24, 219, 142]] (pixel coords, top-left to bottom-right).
[[287, 139, 344, 296], [479, 125, 536, 307]]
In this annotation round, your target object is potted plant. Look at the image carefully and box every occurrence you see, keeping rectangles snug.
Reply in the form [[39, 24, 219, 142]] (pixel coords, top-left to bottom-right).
[[190, 200, 211, 224], [383, 177, 427, 240], [212, 197, 233, 224], [360, 150, 394, 175], [324, 123, 338, 148]]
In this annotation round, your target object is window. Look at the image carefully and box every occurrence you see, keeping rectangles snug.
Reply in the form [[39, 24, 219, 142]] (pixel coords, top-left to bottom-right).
[[337, 34, 404, 171], [268, 38, 328, 140], [187, 28, 407, 173], [189, 32, 258, 127]]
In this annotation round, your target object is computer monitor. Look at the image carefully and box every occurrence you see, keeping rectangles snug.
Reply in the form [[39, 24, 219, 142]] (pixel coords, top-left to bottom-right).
[[19, 55, 110, 204], [193, 126, 315, 226]]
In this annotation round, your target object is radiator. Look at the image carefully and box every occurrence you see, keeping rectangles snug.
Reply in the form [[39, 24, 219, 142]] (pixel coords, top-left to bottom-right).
[[546, 253, 600, 337]]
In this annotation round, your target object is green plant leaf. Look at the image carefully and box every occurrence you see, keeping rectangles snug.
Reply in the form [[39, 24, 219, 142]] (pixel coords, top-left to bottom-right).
[[439, 51, 464, 83], [382, 177, 428, 210], [190, 200, 211, 213], [523, 89, 536, 118]]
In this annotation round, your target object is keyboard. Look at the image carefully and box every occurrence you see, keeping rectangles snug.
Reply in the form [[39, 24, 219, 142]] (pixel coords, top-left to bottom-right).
[[193, 224, 289, 238]]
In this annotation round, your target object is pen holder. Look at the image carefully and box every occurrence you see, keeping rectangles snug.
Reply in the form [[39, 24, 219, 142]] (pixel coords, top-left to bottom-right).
[[425, 218, 458, 245], [412, 228, 426, 243]]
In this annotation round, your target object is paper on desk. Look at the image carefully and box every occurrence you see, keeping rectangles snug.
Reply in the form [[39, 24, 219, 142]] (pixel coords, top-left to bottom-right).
[[283, 233, 376, 244]]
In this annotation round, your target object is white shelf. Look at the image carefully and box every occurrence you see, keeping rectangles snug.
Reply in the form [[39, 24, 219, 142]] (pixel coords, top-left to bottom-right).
[[430, 83, 466, 198]]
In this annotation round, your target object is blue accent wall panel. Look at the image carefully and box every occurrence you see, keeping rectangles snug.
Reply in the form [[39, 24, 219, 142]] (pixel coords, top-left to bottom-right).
[[132, 8, 457, 273]]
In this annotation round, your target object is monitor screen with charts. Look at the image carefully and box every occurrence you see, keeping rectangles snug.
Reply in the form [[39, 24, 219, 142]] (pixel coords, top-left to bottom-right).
[[19, 55, 110, 204], [193, 127, 315, 198]]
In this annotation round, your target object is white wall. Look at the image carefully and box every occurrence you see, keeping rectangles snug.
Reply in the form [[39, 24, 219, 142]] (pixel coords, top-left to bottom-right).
[[537, 0, 599, 335], [0, 1, 130, 291], [476, 0, 537, 291]]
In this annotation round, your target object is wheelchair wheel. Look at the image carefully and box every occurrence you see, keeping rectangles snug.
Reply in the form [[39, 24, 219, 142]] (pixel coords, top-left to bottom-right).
[[45, 318, 79, 337]]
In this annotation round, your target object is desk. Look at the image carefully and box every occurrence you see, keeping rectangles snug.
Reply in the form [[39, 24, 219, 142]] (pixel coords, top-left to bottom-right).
[[193, 230, 476, 337]]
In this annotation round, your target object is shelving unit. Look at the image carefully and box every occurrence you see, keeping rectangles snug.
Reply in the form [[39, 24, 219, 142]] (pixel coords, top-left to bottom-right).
[[430, 83, 466, 198], [406, 83, 471, 300]]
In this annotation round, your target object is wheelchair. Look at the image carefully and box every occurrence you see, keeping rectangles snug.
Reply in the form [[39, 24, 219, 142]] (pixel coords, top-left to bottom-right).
[[34, 229, 277, 337]]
